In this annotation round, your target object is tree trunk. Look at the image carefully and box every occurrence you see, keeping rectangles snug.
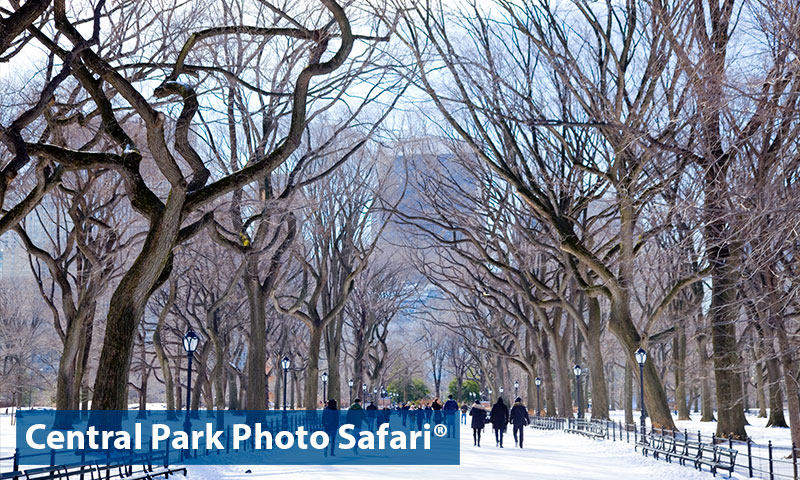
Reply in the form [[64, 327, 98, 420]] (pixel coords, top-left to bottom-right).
[[673, 325, 690, 420], [585, 298, 609, 418], [541, 334, 557, 416], [624, 362, 633, 425], [609, 299, 676, 430], [754, 361, 767, 418], [697, 332, 716, 422], [244, 273, 266, 413], [304, 322, 323, 410], [91, 199, 184, 410]]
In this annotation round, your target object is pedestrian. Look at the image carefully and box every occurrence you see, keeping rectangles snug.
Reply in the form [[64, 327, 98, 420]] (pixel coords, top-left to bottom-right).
[[401, 402, 410, 426], [489, 396, 509, 447], [322, 399, 339, 457], [346, 399, 364, 453], [509, 396, 530, 448], [460, 403, 468, 425], [424, 402, 433, 424], [415, 403, 425, 430], [432, 397, 443, 425], [469, 399, 486, 447], [443, 395, 459, 438], [366, 401, 378, 430]]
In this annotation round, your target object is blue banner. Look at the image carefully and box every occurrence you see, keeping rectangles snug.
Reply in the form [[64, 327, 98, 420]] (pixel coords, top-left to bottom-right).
[[15, 410, 460, 466]]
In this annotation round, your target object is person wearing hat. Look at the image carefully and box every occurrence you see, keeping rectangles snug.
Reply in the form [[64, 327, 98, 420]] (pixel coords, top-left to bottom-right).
[[509, 396, 530, 448]]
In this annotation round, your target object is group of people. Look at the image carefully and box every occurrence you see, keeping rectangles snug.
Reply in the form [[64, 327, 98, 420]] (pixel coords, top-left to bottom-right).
[[469, 396, 530, 448], [319, 394, 531, 456]]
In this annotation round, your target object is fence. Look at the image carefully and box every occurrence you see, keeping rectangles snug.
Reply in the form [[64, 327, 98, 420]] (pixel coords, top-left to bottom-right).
[[530, 416, 799, 480]]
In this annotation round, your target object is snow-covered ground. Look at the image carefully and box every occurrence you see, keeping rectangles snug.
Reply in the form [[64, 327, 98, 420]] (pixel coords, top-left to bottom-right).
[[0, 410, 719, 480], [1, 409, 794, 479]]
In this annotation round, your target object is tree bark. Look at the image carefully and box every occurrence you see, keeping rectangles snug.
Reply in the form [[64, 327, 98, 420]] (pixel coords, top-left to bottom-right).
[[673, 324, 690, 420]]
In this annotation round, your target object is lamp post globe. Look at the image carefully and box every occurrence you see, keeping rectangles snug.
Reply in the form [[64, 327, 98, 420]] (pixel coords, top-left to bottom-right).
[[573, 364, 583, 419], [634, 348, 648, 435], [321, 371, 328, 406], [348, 378, 354, 404], [281, 356, 290, 411]]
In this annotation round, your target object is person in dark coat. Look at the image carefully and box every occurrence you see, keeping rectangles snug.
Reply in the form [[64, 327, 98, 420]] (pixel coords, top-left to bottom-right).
[[489, 397, 510, 447], [366, 401, 378, 430], [424, 402, 433, 423], [415, 404, 425, 430], [443, 395, 458, 438], [322, 399, 339, 456], [469, 400, 486, 446], [432, 398, 443, 424], [401, 403, 410, 426], [509, 396, 530, 448], [460, 403, 469, 424]]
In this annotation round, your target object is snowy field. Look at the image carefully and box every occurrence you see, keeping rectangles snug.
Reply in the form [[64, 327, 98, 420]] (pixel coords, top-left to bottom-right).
[[0, 410, 729, 480]]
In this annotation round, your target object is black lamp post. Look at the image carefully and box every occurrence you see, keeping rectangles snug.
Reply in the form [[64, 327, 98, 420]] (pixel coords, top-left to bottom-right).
[[573, 364, 583, 419], [488, 387, 493, 403], [514, 380, 519, 398], [635, 348, 648, 435], [372, 387, 377, 403], [321, 371, 328, 406], [534, 377, 542, 416], [182, 330, 199, 438], [362, 383, 367, 401], [499, 386, 504, 401], [281, 356, 291, 411], [348, 378, 354, 404]]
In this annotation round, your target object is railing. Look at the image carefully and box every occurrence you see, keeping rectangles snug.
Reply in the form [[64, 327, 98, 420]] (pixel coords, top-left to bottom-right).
[[527, 415, 799, 480]]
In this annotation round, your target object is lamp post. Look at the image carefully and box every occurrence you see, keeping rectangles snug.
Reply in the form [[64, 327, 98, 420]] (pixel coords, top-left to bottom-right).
[[514, 380, 519, 398], [372, 387, 377, 403], [534, 377, 542, 416], [182, 330, 199, 440], [488, 388, 493, 403], [348, 378, 354, 404], [362, 383, 367, 401], [635, 348, 648, 436], [281, 356, 291, 411], [499, 386, 504, 401], [321, 371, 328, 406], [573, 364, 583, 419]]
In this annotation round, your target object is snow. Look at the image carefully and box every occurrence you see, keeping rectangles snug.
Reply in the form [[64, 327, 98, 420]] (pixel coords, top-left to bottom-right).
[[1, 408, 793, 479]]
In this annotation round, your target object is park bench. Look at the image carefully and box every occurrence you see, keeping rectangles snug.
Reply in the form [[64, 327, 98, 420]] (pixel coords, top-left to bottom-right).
[[676, 440, 703, 467], [0, 450, 185, 480], [565, 419, 606, 440], [696, 445, 737, 477]]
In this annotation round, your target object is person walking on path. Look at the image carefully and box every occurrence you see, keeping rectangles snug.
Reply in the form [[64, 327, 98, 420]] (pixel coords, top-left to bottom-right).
[[489, 397, 509, 447], [415, 403, 425, 430], [346, 399, 364, 454], [469, 399, 486, 447], [424, 402, 433, 424], [401, 403, 410, 426], [366, 401, 378, 430], [432, 397, 443, 425], [322, 399, 339, 457], [443, 395, 459, 438], [509, 396, 530, 448], [460, 403, 468, 424]]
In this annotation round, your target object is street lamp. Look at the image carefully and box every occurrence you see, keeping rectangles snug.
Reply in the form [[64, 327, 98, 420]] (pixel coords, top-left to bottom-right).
[[573, 364, 583, 419], [348, 378, 354, 404], [281, 356, 291, 411], [488, 387, 493, 402], [372, 387, 377, 403], [534, 377, 542, 416], [182, 330, 199, 439], [321, 371, 328, 406], [362, 383, 367, 401], [635, 348, 648, 435], [499, 386, 504, 399], [514, 380, 519, 398]]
